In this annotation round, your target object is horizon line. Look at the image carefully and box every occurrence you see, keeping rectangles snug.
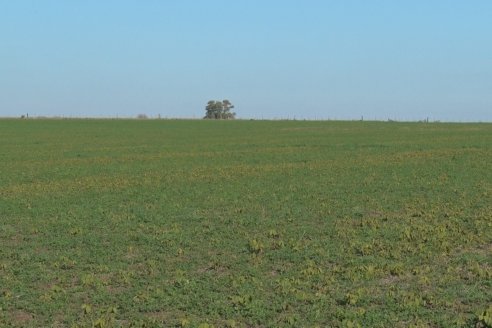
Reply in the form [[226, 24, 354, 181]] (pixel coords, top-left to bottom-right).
[[0, 116, 490, 124]]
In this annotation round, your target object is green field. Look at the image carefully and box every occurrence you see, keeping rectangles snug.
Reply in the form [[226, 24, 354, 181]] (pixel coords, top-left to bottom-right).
[[0, 119, 491, 327]]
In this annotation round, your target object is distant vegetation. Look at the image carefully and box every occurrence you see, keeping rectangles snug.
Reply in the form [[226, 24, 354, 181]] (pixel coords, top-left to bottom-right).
[[0, 119, 490, 327], [203, 99, 236, 119]]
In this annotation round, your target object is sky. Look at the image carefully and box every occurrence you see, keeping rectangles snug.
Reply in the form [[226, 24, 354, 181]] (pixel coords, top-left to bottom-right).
[[1, 1, 491, 121]]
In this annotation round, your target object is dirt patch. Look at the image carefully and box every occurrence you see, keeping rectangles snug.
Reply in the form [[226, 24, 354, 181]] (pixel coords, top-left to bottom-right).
[[379, 275, 400, 286], [11, 310, 34, 325]]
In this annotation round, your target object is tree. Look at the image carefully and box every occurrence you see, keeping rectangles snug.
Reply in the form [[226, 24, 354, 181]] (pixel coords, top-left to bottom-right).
[[204, 100, 236, 119]]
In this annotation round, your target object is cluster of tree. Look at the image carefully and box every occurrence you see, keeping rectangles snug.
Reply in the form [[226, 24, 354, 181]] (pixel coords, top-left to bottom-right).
[[203, 100, 235, 119]]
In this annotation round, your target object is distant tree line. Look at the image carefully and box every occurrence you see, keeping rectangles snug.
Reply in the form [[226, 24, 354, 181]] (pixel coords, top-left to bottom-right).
[[204, 100, 235, 119]]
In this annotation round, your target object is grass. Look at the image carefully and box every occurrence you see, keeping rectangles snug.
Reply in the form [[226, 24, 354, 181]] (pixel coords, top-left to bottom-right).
[[0, 119, 491, 327]]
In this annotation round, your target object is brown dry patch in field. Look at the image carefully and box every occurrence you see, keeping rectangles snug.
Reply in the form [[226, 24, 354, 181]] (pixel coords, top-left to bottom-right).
[[50, 313, 69, 328], [106, 284, 127, 294], [379, 275, 400, 286], [11, 310, 34, 325], [455, 242, 492, 259], [474, 242, 492, 256]]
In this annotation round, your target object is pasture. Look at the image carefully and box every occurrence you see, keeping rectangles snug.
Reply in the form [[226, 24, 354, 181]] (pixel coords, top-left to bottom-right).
[[0, 119, 491, 327]]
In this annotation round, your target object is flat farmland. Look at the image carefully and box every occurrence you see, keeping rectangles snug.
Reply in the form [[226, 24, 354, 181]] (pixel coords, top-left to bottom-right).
[[0, 119, 491, 327]]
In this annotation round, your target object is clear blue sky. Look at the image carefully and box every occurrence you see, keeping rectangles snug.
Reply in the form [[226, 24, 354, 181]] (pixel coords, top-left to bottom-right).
[[1, 1, 491, 121]]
